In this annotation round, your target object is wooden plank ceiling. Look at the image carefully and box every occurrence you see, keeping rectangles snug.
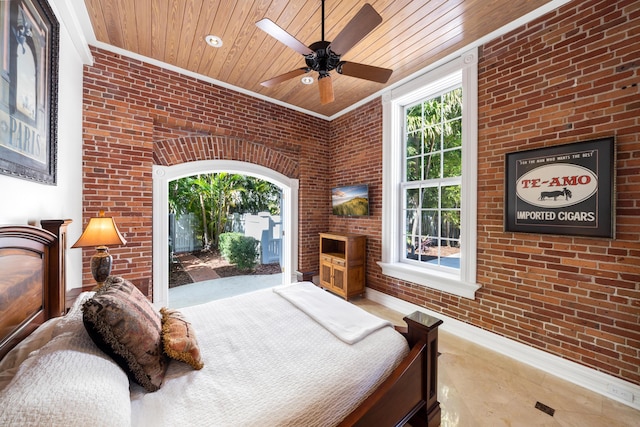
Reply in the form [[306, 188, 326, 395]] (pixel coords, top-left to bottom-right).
[[82, 0, 554, 117]]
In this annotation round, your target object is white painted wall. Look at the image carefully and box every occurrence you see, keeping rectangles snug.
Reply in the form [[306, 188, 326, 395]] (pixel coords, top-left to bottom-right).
[[0, 0, 92, 290]]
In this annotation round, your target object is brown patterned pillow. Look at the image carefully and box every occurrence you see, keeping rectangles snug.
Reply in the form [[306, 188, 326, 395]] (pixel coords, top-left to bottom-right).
[[82, 276, 168, 392], [160, 307, 204, 370]]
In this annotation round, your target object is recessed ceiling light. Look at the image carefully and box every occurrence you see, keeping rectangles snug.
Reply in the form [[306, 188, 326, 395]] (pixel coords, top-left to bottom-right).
[[205, 35, 223, 48], [301, 76, 314, 85]]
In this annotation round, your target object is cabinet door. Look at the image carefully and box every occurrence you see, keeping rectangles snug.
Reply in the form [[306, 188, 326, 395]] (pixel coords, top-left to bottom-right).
[[332, 264, 346, 293], [320, 258, 333, 288]]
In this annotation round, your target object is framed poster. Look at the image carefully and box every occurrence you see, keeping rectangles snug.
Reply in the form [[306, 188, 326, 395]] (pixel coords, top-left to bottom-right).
[[505, 137, 615, 238], [0, 0, 59, 184]]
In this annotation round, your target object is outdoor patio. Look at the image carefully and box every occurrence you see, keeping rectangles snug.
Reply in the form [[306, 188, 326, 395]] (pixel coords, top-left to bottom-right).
[[168, 273, 284, 308]]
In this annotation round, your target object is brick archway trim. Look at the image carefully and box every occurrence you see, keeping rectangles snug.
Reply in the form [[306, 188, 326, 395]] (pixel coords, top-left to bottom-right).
[[153, 135, 299, 179]]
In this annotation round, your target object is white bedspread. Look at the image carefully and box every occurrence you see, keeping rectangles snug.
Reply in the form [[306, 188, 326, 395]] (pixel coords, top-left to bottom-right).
[[131, 284, 409, 427]]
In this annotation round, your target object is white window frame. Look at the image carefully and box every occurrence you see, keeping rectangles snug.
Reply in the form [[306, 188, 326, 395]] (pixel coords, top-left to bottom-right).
[[378, 48, 481, 299]]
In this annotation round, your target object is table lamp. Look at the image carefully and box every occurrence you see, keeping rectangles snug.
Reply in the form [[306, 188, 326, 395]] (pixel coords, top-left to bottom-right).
[[72, 210, 127, 288]]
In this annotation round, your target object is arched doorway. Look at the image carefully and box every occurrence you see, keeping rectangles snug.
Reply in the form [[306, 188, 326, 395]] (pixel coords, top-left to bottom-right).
[[153, 160, 299, 306]]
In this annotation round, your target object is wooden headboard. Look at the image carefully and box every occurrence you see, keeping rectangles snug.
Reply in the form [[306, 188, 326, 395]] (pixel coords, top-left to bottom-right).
[[0, 220, 70, 360]]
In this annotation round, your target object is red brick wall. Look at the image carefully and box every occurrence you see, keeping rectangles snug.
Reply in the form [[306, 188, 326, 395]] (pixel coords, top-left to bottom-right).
[[329, 100, 385, 284], [331, 0, 639, 385], [81, 0, 639, 385], [82, 49, 330, 295], [476, 0, 639, 384]]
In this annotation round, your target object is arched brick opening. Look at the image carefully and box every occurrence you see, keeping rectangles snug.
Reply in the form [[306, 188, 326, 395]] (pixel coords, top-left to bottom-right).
[[152, 135, 300, 306], [153, 135, 300, 179]]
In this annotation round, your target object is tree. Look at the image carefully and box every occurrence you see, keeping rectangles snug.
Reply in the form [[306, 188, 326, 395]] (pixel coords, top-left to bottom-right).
[[169, 175, 206, 245], [233, 177, 281, 215], [405, 88, 463, 252], [208, 173, 245, 248], [169, 173, 280, 251]]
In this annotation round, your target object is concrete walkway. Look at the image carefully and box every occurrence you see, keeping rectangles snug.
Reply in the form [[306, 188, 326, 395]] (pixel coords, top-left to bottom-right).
[[168, 273, 284, 308], [170, 253, 284, 308]]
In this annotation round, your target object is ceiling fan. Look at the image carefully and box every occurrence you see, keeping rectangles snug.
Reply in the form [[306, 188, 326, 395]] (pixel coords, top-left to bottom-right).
[[256, 1, 393, 105]]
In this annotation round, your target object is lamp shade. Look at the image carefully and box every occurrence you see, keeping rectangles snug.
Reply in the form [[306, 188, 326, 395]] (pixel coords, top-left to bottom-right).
[[72, 211, 127, 248]]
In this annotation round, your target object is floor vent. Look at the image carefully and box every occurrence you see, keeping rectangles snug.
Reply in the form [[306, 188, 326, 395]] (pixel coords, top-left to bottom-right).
[[534, 401, 555, 416]]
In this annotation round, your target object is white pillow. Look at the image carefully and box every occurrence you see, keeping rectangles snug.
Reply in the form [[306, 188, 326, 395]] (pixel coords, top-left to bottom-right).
[[0, 330, 131, 426], [0, 291, 96, 391], [0, 317, 61, 391], [53, 291, 95, 335]]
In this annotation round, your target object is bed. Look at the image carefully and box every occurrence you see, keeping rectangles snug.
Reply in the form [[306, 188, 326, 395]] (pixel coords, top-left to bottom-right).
[[0, 221, 443, 427]]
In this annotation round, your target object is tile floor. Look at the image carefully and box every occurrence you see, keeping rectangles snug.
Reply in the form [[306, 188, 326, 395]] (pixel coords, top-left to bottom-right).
[[169, 281, 640, 426], [350, 296, 640, 427]]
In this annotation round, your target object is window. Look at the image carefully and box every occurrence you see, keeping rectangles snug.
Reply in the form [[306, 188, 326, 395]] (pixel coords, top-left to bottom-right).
[[379, 49, 480, 299], [404, 87, 462, 272]]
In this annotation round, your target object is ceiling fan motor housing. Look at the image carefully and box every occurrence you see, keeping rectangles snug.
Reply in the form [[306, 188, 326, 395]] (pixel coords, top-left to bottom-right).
[[306, 41, 341, 77]]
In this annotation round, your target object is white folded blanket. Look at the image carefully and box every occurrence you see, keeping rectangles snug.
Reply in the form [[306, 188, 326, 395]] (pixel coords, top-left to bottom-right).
[[273, 282, 392, 344]]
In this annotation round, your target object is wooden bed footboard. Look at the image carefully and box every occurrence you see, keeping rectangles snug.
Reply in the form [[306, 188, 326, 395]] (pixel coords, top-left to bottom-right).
[[339, 311, 443, 427]]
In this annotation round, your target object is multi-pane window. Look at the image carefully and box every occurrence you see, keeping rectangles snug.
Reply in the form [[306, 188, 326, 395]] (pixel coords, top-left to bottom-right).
[[402, 88, 462, 272], [380, 49, 478, 298]]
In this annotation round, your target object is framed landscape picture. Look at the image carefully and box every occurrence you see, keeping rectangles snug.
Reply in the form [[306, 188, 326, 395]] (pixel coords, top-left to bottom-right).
[[0, 0, 59, 184], [331, 184, 369, 216], [505, 137, 615, 238]]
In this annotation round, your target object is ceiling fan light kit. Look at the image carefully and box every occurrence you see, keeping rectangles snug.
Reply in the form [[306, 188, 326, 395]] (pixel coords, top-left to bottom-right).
[[256, 1, 393, 105], [318, 74, 334, 104]]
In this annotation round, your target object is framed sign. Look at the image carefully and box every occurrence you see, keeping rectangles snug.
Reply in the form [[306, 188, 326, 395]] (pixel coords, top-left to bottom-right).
[[0, 0, 59, 184], [505, 137, 615, 238]]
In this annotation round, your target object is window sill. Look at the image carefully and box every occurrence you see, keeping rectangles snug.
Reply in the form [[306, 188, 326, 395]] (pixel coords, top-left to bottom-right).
[[377, 261, 480, 299]]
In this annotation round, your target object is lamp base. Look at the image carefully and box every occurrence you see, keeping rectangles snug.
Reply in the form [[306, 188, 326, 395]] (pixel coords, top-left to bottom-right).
[[91, 246, 113, 289]]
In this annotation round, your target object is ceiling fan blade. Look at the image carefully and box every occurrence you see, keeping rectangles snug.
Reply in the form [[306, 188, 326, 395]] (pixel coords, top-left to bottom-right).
[[261, 68, 310, 87], [337, 61, 393, 83], [256, 19, 313, 56], [318, 75, 334, 104], [328, 3, 382, 56]]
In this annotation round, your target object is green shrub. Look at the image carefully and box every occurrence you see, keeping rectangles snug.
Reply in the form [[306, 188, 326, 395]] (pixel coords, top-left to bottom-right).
[[218, 232, 241, 259], [218, 232, 258, 271]]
